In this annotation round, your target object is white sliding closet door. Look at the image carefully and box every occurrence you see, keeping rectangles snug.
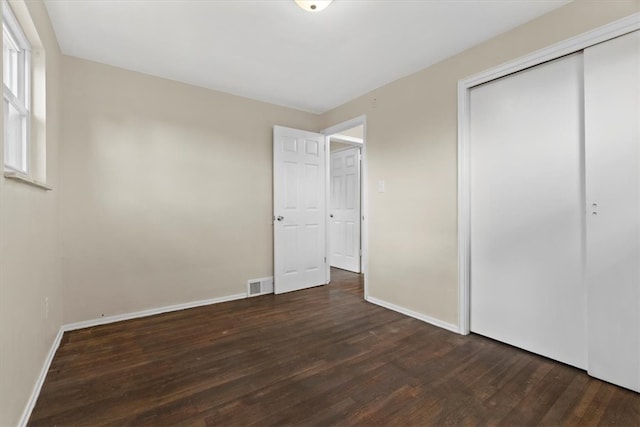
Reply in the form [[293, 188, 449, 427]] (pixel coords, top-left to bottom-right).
[[469, 53, 587, 368], [584, 30, 640, 392]]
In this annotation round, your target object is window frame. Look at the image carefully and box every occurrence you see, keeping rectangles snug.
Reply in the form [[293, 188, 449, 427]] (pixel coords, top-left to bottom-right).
[[3, 0, 31, 175]]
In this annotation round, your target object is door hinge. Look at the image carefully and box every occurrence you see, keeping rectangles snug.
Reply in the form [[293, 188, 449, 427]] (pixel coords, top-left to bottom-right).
[[324, 256, 327, 263]]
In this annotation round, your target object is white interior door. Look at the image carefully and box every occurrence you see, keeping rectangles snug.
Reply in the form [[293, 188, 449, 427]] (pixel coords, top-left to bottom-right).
[[584, 30, 640, 392], [469, 53, 587, 369], [330, 147, 361, 273], [273, 126, 326, 294]]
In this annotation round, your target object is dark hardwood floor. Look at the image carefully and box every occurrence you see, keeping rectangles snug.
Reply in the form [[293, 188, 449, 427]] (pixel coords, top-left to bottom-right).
[[29, 268, 639, 426]]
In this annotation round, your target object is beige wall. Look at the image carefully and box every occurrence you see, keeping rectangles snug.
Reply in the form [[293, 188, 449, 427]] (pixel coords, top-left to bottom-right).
[[0, 1, 62, 426], [3, 1, 639, 423], [337, 125, 364, 140], [321, 0, 640, 327], [60, 57, 321, 324], [330, 141, 352, 151]]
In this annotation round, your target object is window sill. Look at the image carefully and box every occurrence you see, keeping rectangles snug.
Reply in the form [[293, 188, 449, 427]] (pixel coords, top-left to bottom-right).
[[4, 171, 52, 190]]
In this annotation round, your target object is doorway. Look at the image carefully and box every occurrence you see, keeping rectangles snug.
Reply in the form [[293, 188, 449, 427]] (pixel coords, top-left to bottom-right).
[[322, 116, 368, 297], [273, 116, 368, 298], [328, 130, 362, 273]]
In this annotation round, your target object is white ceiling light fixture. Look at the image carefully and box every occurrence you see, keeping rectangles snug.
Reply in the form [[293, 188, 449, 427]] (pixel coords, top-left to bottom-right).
[[294, 0, 333, 13]]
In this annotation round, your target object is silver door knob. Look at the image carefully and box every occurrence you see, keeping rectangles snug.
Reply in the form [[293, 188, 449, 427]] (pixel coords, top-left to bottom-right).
[[276, 216, 284, 221]]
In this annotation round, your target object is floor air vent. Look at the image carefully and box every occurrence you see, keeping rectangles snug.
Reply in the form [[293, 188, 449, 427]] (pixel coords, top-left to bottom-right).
[[247, 277, 274, 297]]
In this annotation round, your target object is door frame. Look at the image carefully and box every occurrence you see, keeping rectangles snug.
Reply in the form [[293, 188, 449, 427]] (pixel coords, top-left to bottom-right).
[[322, 115, 368, 298], [457, 13, 640, 335]]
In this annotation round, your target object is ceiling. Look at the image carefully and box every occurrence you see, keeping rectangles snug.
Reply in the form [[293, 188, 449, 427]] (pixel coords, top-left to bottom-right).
[[44, 0, 569, 114]]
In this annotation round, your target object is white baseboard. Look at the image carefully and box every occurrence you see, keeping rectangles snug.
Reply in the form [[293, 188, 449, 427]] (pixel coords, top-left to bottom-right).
[[18, 328, 64, 427], [63, 293, 247, 332], [366, 296, 460, 334]]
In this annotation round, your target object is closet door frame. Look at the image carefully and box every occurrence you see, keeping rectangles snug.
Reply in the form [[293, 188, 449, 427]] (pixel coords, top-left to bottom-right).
[[457, 12, 640, 336]]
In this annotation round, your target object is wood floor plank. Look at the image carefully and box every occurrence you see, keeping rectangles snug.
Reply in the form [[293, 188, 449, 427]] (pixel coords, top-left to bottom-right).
[[28, 268, 639, 426]]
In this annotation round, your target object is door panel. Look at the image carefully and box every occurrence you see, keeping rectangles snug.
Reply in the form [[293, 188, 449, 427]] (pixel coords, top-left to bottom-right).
[[305, 164, 320, 208], [274, 126, 326, 294], [469, 53, 586, 368], [330, 147, 361, 273], [584, 30, 640, 392]]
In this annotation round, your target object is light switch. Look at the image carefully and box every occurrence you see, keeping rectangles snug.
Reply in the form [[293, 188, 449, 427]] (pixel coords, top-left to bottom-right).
[[378, 180, 386, 193]]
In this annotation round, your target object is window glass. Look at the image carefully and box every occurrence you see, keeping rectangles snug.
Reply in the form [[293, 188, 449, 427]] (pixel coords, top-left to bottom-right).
[[3, 26, 20, 96], [3, 4, 30, 174]]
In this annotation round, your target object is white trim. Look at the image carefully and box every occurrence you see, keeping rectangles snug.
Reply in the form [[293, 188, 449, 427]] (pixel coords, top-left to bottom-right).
[[457, 13, 640, 336], [321, 115, 368, 297], [2, 0, 30, 51], [322, 115, 367, 136], [457, 79, 471, 335], [4, 170, 51, 190], [329, 134, 363, 145], [62, 293, 246, 331], [366, 296, 459, 334], [18, 328, 64, 427]]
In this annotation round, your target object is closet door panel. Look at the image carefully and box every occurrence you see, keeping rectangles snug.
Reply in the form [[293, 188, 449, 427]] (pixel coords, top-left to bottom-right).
[[469, 53, 586, 368], [585, 30, 640, 392]]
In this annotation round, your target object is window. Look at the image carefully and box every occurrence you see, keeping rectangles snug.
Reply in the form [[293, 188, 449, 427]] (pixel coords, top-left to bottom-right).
[[3, 1, 30, 174]]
